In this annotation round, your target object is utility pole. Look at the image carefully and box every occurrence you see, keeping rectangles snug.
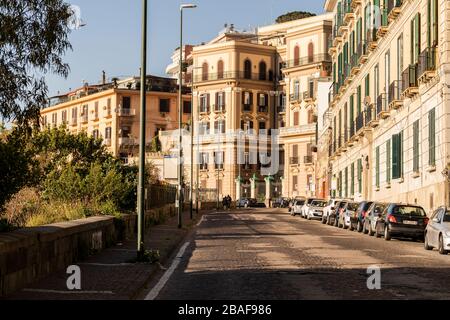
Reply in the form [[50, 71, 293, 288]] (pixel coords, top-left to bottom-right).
[[137, 0, 147, 259]]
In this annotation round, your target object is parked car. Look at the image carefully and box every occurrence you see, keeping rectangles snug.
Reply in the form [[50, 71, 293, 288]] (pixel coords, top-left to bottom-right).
[[322, 199, 340, 224], [425, 206, 450, 254], [327, 201, 347, 226], [236, 198, 257, 208], [306, 199, 327, 220], [301, 198, 320, 218], [375, 203, 428, 241], [363, 202, 388, 236], [350, 201, 373, 232], [338, 201, 360, 229], [291, 199, 306, 216]]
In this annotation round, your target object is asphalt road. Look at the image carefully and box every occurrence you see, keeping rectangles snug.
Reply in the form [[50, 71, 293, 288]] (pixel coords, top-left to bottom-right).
[[145, 208, 450, 300]]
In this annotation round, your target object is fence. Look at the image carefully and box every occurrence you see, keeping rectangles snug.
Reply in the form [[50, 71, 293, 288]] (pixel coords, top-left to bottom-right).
[[144, 184, 177, 210]]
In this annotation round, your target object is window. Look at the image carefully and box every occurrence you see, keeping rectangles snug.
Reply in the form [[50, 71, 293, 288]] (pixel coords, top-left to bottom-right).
[[374, 65, 379, 99], [376, 146, 380, 188], [397, 34, 403, 81], [244, 59, 252, 79], [293, 175, 298, 191], [258, 121, 266, 133], [351, 162, 355, 195], [200, 94, 210, 113], [258, 93, 267, 107], [294, 45, 300, 66], [392, 132, 403, 179], [202, 62, 209, 81], [241, 120, 253, 132], [259, 61, 267, 80], [339, 171, 343, 198], [292, 144, 298, 158], [349, 95, 354, 127], [344, 167, 348, 198], [214, 151, 224, 170], [357, 86, 362, 113], [214, 119, 225, 134], [183, 101, 191, 114], [216, 92, 225, 111], [71, 108, 77, 122], [242, 92, 252, 112], [159, 99, 170, 113], [92, 129, 99, 140], [413, 120, 420, 172], [307, 109, 314, 124], [365, 74, 370, 99], [357, 159, 362, 194], [428, 0, 438, 47], [199, 122, 210, 135], [308, 42, 314, 63], [429, 108, 436, 166], [386, 139, 391, 184], [122, 96, 131, 109], [105, 127, 112, 139], [200, 152, 208, 170], [52, 113, 57, 125], [94, 102, 99, 119], [293, 111, 299, 126], [107, 98, 112, 116], [385, 51, 390, 95], [411, 13, 421, 64], [217, 60, 224, 79], [293, 80, 300, 99], [61, 110, 67, 124]]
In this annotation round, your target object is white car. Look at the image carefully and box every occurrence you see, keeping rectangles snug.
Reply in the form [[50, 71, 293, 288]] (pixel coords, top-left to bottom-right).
[[322, 199, 340, 224], [425, 206, 450, 254], [306, 200, 328, 220], [291, 199, 306, 216], [301, 198, 318, 218]]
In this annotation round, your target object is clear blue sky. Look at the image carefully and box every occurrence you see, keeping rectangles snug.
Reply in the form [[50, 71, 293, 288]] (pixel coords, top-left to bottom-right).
[[46, 0, 326, 96]]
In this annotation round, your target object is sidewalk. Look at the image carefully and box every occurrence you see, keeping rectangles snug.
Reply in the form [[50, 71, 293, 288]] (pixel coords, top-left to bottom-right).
[[6, 210, 204, 300]]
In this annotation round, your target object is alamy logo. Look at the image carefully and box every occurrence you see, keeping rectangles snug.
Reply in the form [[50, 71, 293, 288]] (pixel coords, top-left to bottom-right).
[[66, 265, 81, 290], [366, 265, 381, 290]]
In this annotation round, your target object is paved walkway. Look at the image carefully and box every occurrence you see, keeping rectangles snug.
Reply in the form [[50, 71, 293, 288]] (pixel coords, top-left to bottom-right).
[[6, 210, 203, 300]]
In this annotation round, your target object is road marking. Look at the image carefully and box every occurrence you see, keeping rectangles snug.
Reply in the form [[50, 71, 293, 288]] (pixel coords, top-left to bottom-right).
[[144, 241, 190, 300], [22, 288, 114, 295], [196, 215, 205, 227]]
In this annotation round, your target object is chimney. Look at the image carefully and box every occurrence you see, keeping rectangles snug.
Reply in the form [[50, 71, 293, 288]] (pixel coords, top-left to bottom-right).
[[102, 70, 106, 85]]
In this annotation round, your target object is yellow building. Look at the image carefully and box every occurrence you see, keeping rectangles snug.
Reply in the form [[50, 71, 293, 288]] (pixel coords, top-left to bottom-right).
[[325, 0, 450, 212], [41, 75, 191, 161]]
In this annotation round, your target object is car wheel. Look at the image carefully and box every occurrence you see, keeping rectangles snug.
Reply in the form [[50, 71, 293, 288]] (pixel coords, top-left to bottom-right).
[[322, 216, 327, 224], [357, 221, 363, 233], [438, 234, 449, 255], [343, 222, 347, 230], [349, 223, 354, 231], [307, 215, 311, 220], [384, 225, 391, 241], [362, 222, 368, 234], [368, 224, 374, 236], [424, 233, 433, 251], [375, 225, 381, 238]]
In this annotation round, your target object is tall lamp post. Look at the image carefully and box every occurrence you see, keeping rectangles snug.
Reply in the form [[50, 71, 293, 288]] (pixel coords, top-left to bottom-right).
[[178, 3, 197, 229], [137, 0, 147, 259], [191, 66, 202, 217]]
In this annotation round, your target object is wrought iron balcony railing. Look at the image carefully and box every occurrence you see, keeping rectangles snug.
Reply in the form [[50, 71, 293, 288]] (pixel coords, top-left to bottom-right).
[[282, 54, 331, 69]]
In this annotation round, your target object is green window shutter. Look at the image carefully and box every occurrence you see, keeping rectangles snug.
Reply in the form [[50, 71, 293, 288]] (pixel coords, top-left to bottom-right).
[[357, 159, 362, 193], [413, 120, 420, 172], [386, 140, 391, 184], [411, 17, 414, 64], [365, 75, 370, 98], [345, 167, 348, 198], [427, 0, 432, 48], [349, 95, 354, 123], [413, 13, 421, 63], [357, 86, 362, 114], [351, 162, 355, 195], [433, 0, 438, 46], [429, 108, 436, 166], [376, 146, 380, 188], [392, 134, 399, 179], [339, 171, 343, 198], [333, 63, 336, 83]]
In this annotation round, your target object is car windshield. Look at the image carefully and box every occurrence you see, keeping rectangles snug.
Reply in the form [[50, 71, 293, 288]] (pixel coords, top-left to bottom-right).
[[295, 200, 305, 205], [311, 200, 327, 207], [339, 202, 347, 208], [443, 211, 450, 222], [371, 203, 386, 215], [347, 202, 359, 211], [393, 205, 426, 216]]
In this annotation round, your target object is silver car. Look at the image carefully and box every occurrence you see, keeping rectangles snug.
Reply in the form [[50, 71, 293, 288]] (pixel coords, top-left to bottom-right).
[[338, 201, 359, 229], [363, 202, 388, 236], [307, 199, 327, 220], [425, 206, 450, 254]]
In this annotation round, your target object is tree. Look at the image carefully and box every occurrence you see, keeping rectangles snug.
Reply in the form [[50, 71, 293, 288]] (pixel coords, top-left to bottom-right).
[[0, 0, 72, 127], [276, 11, 317, 24]]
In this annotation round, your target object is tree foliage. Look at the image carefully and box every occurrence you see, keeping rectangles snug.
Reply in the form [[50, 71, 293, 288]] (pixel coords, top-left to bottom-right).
[[276, 11, 317, 24], [0, 0, 72, 126]]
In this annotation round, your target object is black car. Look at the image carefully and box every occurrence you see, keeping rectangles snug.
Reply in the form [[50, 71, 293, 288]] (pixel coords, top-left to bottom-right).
[[375, 204, 429, 241], [327, 201, 347, 226], [350, 201, 373, 232]]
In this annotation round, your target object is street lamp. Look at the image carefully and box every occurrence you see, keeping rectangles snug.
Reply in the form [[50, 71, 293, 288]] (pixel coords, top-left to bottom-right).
[[137, 0, 147, 259], [190, 66, 202, 218], [178, 3, 197, 229]]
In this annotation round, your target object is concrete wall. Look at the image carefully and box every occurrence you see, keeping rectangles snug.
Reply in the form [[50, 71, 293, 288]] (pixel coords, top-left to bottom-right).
[[0, 204, 176, 297]]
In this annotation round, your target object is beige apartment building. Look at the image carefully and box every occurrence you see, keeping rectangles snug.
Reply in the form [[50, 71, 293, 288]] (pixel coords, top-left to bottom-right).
[[41, 75, 191, 161], [173, 15, 333, 202], [325, 0, 450, 213]]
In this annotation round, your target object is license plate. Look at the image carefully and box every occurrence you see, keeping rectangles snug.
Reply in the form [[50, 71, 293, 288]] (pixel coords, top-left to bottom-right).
[[403, 220, 418, 225]]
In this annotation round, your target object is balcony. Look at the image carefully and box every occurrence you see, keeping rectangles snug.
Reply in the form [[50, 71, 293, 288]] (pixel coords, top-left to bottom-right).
[[328, 35, 337, 56], [348, 122, 356, 144], [290, 93, 302, 105], [376, 9, 389, 38], [214, 105, 226, 113], [377, 93, 390, 119], [200, 164, 208, 171], [343, 63, 353, 86], [277, 106, 286, 114], [282, 54, 331, 69], [118, 137, 136, 147], [290, 157, 299, 165], [418, 47, 437, 84], [332, 25, 343, 47], [402, 64, 419, 98], [279, 124, 316, 137], [357, 41, 369, 64], [343, 0, 355, 24], [303, 90, 315, 104], [388, 0, 403, 22], [117, 108, 136, 116], [304, 155, 313, 165], [200, 107, 211, 114], [350, 53, 361, 76], [337, 14, 349, 36], [194, 71, 273, 83], [258, 105, 268, 113], [355, 112, 365, 135], [365, 103, 379, 128], [388, 80, 403, 110], [367, 29, 378, 52]]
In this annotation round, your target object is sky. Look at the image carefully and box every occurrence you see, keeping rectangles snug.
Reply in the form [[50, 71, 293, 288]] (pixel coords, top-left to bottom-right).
[[46, 0, 326, 96]]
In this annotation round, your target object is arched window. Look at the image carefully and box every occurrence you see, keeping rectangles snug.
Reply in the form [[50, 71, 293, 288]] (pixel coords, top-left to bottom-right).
[[308, 42, 314, 63], [259, 61, 267, 80], [217, 60, 224, 79], [202, 62, 209, 81], [244, 59, 252, 79], [294, 45, 300, 66]]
